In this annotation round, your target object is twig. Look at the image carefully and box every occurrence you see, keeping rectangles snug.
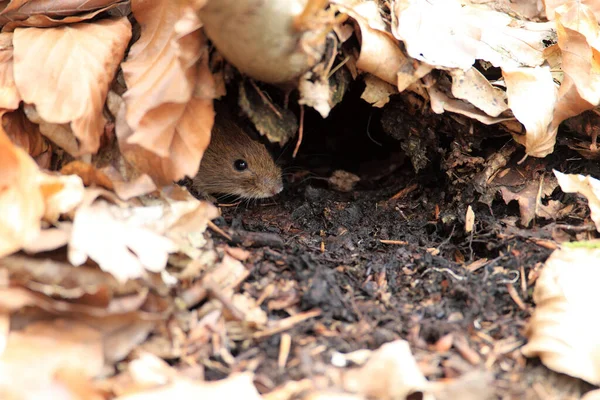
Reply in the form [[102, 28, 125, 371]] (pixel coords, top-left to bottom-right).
[[254, 309, 322, 339], [389, 183, 418, 201], [250, 79, 282, 118], [293, 105, 305, 158], [231, 230, 285, 248], [380, 239, 408, 245], [207, 220, 232, 241], [278, 333, 291, 370]]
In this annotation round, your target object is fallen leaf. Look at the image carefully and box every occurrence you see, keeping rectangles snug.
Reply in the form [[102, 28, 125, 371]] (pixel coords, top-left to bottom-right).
[[1, 1, 130, 32], [554, 170, 600, 232], [0, 32, 20, 109], [522, 245, 600, 385], [13, 17, 131, 155], [500, 175, 558, 226], [0, 126, 44, 258], [68, 199, 178, 282], [119, 0, 213, 184], [361, 74, 397, 108], [114, 353, 261, 400], [68, 192, 217, 282], [3, 108, 49, 159], [450, 68, 508, 118], [0, 319, 104, 399], [503, 66, 558, 157], [544, 0, 600, 21], [335, 0, 412, 86], [392, 0, 554, 70], [332, 340, 434, 399]]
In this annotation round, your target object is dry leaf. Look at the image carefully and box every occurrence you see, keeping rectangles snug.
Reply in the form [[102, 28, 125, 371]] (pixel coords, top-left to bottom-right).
[[361, 74, 397, 108], [503, 66, 558, 157], [335, 1, 412, 86], [1, 0, 124, 17], [450, 68, 508, 118], [522, 245, 600, 385], [68, 193, 217, 282], [13, 17, 131, 155], [0, 319, 104, 399], [114, 353, 261, 400], [392, 0, 553, 70], [0, 126, 44, 257], [0, 32, 19, 109], [120, 0, 213, 184], [544, 0, 600, 21], [3, 108, 49, 159], [333, 340, 434, 400], [68, 199, 178, 282], [554, 170, 600, 232]]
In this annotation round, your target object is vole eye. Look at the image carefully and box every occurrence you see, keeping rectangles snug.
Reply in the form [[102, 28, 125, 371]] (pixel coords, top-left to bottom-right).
[[234, 159, 248, 171]]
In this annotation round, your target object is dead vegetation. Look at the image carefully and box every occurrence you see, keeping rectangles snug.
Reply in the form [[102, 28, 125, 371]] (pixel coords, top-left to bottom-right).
[[2, 0, 600, 399]]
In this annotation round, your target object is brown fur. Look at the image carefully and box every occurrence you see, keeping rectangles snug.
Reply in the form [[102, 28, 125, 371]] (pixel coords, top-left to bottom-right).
[[192, 112, 283, 199]]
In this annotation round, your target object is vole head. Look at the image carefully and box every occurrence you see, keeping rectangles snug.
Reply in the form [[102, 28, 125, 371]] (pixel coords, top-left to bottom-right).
[[193, 115, 283, 199]]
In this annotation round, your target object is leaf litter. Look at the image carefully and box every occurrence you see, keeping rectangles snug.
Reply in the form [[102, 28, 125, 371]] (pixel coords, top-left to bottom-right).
[[1, 0, 600, 399]]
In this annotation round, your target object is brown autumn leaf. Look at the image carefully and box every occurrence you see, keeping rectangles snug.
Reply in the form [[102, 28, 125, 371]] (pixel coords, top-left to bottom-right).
[[0, 31, 19, 109], [0, 0, 123, 17], [522, 245, 600, 385], [503, 66, 558, 158], [1, 1, 130, 32], [0, 319, 104, 399], [60, 160, 114, 190], [549, 3, 600, 135], [3, 107, 49, 159], [391, 0, 553, 70], [113, 353, 261, 400], [119, 0, 213, 184], [0, 124, 44, 257], [13, 17, 131, 155], [68, 189, 217, 282], [544, 0, 600, 21]]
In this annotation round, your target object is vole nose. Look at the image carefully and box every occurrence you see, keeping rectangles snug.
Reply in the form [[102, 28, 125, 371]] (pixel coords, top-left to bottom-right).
[[271, 181, 284, 196]]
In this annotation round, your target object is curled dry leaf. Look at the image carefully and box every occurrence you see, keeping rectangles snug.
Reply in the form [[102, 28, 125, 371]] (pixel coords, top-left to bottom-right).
[[114, 353, 261, 400], [554, 170, 600, 232], [522, 245, 600, 385], [360, 74, 397, 108], [0, 1, 130, 32], [68, 193, 218, 283], [450, 68, 508, 118], [334, 0, 421, 88], [0, 126, 42, 257], [503, 66, 558, 158], [391, 0, 553, 70], [0, 32, 20, 109], [544, 0, 600, 21], [0, 0, 125, 17], [13, 17, 131, 155], [330, 340, 434, 400], [3, 108, 50, 160], [120, 0, 214, 184], [0, 319, 104, 399], [549, 3, 600, 133]]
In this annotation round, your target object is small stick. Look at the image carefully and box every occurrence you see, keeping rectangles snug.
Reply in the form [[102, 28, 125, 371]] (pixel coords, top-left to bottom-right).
[[249, 79, 282, 118], [207, 220, 232, 241], [506, 283, 527, 311], [389, 184, 418, 201], [380, 239, 408, 245], [293, 105, 305, 158], [278, 333, 291, 370]]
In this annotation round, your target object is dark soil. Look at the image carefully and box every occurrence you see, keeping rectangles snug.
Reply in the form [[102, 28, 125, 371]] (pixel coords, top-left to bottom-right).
[[203, 85, 597, 398]]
